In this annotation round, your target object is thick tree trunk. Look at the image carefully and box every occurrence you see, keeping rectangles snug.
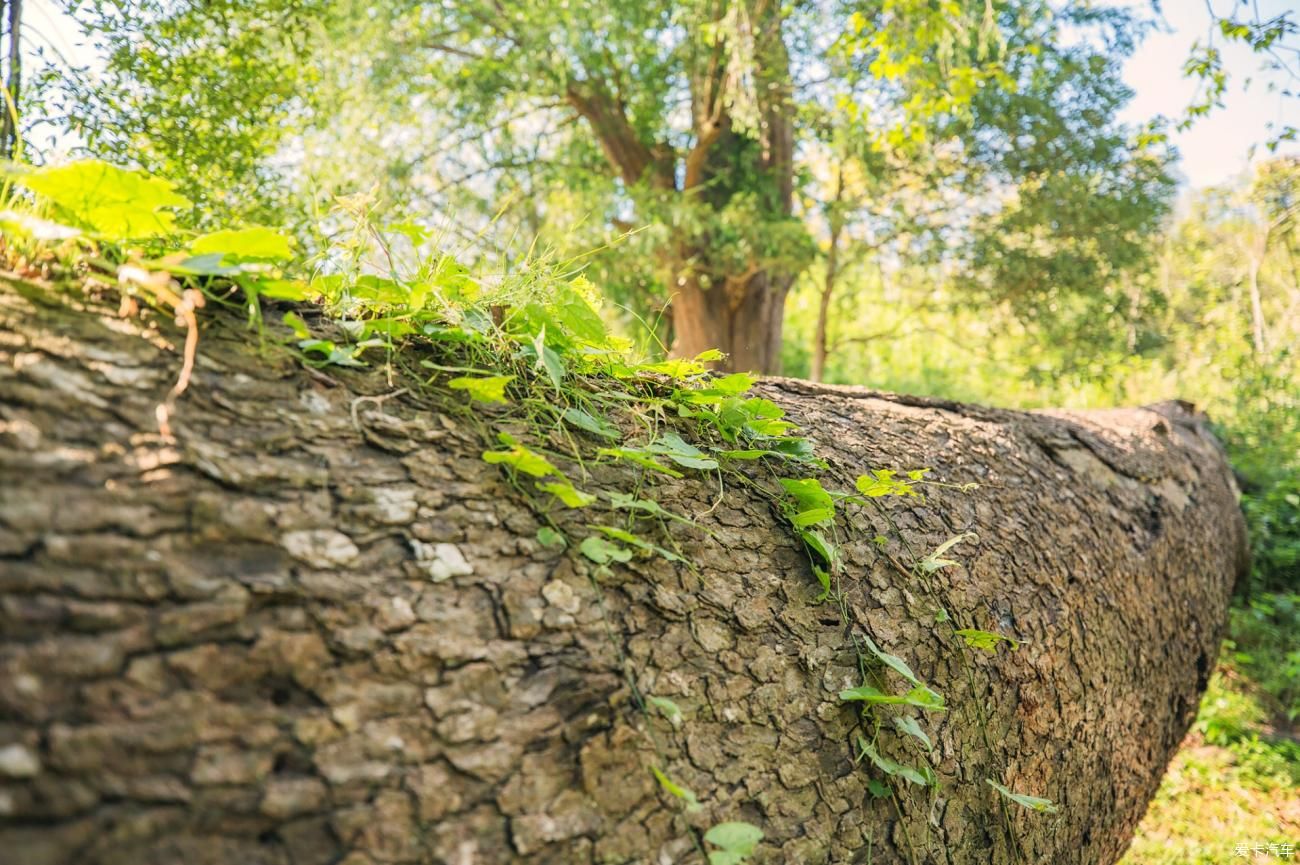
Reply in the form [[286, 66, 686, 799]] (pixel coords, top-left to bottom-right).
[[669, 271, 789, 374], [0, 276, 1247, 865], [0, 0, 20, 161]]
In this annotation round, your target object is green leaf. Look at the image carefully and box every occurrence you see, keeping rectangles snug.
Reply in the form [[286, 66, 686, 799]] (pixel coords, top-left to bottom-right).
[[561, 407, 620, 439], [532, 327, 566, 389], [954, 628, 1021, 652], [767, 437, 820, 464], [859, 634, 921, 686], [190, 226, 293, 261], [891, 715, 933, 752], [449, 375, 514, 404], [536, 527, 566, 550], [579, 535, 633, 565], [283, 311, 312, 340], [799, 529, 837, 569], [855, 469, 920, 498], [650, 766, 701, 812], [16, 159, 191, 238], [812, 565, 832, 602], [255, 279, 311, 301], [646, 432, 719, 471], [986, 779, 1058, 813], [839, 684, 945, 711], [482, 438, 557, 477], [537, 481, 596, 508], [679, 372, 756, 405], [704, 822, 764, 865], [597, 447, 684, 478], [595, 525, 685, 563], [791, 507, 836, 529], [552, 282, 610, 346], [779, 478, 835, 514], [854, 736, 936, 787], [638, 355, 711, 379], [647, 695, 684, 729], [605, 491, 694, 525]]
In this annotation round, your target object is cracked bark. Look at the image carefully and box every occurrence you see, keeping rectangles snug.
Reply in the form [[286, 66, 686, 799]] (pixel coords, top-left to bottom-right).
[[0, 277, 1247, 865]]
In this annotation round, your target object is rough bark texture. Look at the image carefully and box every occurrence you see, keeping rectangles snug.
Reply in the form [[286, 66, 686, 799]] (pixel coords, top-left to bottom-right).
[[0, 277, 1247, 865]]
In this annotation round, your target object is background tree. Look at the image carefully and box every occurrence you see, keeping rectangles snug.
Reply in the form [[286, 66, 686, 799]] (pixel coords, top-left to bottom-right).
[[57, 0, 1172, 372]]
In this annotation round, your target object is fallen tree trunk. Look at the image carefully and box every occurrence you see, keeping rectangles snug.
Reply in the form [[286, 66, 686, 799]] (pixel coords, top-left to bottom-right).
[[0, 276, 1247, 865]]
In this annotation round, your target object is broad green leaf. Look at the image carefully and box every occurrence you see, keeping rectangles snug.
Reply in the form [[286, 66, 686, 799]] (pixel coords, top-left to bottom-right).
[[791, 507, 835, 529], [708, 372, 756, 395], [561, 406, 620, 439], [647, 695, 684, 729], [646, 432, 719, 470], [552, 284, 610, 345], [704, 821, 764, 865], [449, 375, 514, 404], [855, 736, 936, 787], [256, 279, 311, 301], [866, 778, 891, 798], [779, 478, 835, 514], [482, 438, 557, 477], [536, 527, 566, 550], [768, 437, 820, 464], [537, 481, 596, 508], [954, 628, 1021, 652], [17, 160, 191, 238], [638, 358, 707, 379], [986, 779, 1058, 813], [531, 327, 566, 389], [650, 767, 701, 812], [860, 634, 921, 686], [597, 447, 683, 478], [855, 469, 920, 498], [190, 226, 293, 261], [579, 535, 633, 565], [839, 684, 945, 711], [892, 715, 933, 752], [799, 529, 837, 568], [283, 311, 312, 340], [679, 372, 756, 405]]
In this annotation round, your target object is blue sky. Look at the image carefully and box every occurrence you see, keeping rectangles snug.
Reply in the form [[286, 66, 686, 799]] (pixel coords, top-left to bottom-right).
[[1116, 0, 1299, 187], [19, 0, 1300, 189]]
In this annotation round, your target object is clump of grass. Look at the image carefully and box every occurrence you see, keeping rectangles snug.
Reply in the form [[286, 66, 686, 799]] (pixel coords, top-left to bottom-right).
[[1122, 606, 1300, 865]]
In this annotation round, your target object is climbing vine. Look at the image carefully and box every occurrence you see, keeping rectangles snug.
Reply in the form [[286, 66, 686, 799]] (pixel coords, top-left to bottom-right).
[[1, 158, 1056, 863]]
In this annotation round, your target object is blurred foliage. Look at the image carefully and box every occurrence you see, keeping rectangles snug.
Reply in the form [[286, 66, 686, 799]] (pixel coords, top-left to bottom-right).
[[49, 0, 1175, 363], [780, 155, 1300, 863], [784, 157, 1300, 597]]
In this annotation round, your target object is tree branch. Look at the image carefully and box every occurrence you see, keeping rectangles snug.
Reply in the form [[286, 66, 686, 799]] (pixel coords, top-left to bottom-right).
[[565, 80, 674, 190]]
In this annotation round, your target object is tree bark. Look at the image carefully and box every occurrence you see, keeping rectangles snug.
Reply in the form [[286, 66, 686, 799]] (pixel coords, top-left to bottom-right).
[[0, 0, 20, 161], [811, 169, 845, 384], [669, 270, 790, 374], [0, 276, 1247, 865]]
